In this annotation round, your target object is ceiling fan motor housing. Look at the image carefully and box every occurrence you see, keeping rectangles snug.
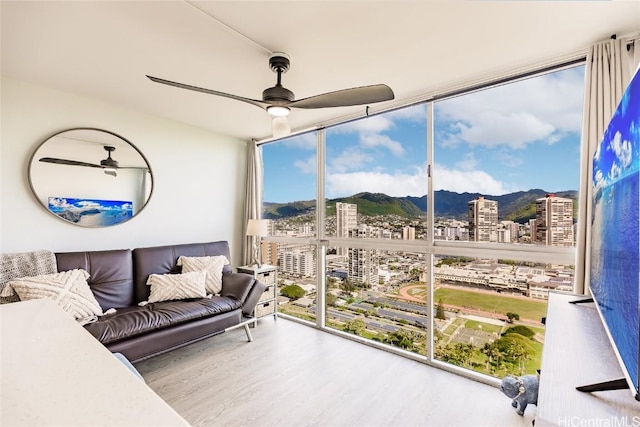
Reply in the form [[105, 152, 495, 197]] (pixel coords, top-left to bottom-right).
[[262, 85, 294, 103], [100, 145, 119, 168], [263, 52, 294, 103]]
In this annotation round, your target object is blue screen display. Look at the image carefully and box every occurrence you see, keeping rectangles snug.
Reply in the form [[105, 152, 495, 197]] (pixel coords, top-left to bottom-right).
[[590, 65, 640, 394]]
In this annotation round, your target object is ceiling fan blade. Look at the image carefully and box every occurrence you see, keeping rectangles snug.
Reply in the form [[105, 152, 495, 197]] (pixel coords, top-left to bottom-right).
[[146, 75, 269, 110], [272, 116, 291, 138], [39, 157, 102, 168], [118, 166, 150, 171], [104, 169, 117, 177], [288, 84, 394, 109]]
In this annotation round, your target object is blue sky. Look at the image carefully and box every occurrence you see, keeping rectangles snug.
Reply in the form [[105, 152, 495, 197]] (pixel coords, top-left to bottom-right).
[[264, 66, 585, 203]]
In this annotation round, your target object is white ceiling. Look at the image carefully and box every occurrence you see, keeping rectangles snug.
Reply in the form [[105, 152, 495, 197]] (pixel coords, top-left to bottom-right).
[[2, 1, 639, 142]]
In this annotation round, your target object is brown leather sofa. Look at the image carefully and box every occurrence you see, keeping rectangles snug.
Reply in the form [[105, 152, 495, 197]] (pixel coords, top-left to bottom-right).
[[55, 241, 266, 363]]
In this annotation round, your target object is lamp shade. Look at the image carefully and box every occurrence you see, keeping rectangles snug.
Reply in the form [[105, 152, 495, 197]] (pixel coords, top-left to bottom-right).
[[246, 219, 268, 236]]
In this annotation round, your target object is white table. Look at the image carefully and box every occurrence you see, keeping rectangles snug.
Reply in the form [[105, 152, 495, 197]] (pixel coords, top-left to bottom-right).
[[536, 292, 640, 425], [0, 299, 190, 426]]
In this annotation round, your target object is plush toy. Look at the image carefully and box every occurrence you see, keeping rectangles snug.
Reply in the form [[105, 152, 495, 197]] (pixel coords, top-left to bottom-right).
[[499, 374, 539, 416]]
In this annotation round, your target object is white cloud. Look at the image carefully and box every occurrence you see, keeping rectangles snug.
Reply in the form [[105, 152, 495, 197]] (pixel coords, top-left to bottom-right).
[[329, 147, 374, 173], [49, 197, 72, 208], [433, 163, 517, 195], [360, 133, 405, 156], [609, 162, 622, 181], [77, 200, 101, 209], [440, 111, 555, 149], [455, 153, 478, 171], [326, 163, 516, 198], [436, 67, 584, 149], [327, 165, 428, 198], [593, 169, 606, 190], [608, 131, 632, 168], [294, 155, 316, 174]]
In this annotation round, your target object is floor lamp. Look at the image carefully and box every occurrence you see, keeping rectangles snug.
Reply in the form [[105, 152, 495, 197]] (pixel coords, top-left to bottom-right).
[[246, 219, 268, 268]]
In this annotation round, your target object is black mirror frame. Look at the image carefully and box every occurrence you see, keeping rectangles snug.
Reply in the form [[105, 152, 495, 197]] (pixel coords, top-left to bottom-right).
[[27, 127, 154, 228]]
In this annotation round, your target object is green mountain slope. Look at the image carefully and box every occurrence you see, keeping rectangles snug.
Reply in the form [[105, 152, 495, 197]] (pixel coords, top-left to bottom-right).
[[264, 189, 578, 223]]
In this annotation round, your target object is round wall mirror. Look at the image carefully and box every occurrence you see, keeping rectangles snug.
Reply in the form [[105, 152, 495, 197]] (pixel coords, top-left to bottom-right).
[[28, 128, 153, 227]]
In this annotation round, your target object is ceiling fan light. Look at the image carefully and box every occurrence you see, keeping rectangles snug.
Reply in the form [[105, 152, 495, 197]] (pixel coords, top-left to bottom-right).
[[267, 105, 290, 117]]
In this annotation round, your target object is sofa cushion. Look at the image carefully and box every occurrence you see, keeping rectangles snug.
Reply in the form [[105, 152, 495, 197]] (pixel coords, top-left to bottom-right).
[[84, 296, 242, 344], [55, 249, 134, 310]]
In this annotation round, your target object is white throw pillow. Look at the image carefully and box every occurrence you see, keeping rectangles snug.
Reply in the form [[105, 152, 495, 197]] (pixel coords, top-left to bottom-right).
[[146, 270, 208, 303], [1, 269, 103, 321], [177, 255, 228, 295]]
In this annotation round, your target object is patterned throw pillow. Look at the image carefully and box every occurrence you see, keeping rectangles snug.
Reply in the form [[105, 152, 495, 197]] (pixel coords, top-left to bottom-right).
[[146, 270, 208, 303], [177, 255, 228, 295], [0, 269, 103, 321]]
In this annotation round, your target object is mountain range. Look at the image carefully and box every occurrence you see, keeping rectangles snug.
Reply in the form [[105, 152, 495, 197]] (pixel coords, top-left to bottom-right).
[[264, 189, 578, 223]]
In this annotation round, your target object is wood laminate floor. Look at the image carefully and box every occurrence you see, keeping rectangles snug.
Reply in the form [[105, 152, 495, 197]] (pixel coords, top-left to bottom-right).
[[135, 317, 536, 427]]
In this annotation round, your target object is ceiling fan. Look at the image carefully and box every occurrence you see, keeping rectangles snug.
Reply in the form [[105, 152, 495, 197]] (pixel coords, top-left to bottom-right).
[[146, 52, 395, 138], [39, 145, 148, 177]]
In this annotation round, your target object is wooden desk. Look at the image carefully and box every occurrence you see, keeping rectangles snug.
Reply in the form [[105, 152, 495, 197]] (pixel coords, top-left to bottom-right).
[[536, 292, 640, 426], [0, 299, 190, 426]]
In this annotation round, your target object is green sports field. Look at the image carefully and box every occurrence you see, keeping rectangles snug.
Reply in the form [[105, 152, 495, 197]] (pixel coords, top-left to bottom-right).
[[434, 287, 547, 321]]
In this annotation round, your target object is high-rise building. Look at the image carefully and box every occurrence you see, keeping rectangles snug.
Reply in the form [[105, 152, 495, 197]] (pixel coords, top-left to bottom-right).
[[535, 194, 574, 246], [500, 220, 520, 243], [468, 197, 498, 242], [402, 226, 415, 240], [278, 249, 315, 277], [348, 225, 379, 286], [336, 202, 358, 255]]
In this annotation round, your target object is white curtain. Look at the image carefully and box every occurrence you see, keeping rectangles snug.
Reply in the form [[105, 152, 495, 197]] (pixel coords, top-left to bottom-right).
[[243, 140, 264, 266], [575, 36, 639, 295]]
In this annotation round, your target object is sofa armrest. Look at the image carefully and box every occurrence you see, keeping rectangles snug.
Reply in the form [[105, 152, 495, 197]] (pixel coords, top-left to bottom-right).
[[220, 272, 267, 316]]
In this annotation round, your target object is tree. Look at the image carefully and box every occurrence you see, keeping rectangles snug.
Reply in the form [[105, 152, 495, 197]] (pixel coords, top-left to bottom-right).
[[280, 284, 305, 300], [435, 343, 475, 367], [341, 279, 356, 294], [482, 342, 505, 373], [385, 329, 416, 350], [326, 293, 337, 307], [503, 325, 535, 339], [343, 318, 366, 336], [435, 299, 446, 320], [506, 312, 520, 323], [488, 334, 531, 375]]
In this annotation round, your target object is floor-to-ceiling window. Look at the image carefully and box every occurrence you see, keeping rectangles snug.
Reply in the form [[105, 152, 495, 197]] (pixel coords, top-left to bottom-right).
[[323, 105, 429, 355], [430, 65, 583, 376], [262, 132, 318, 323], [262, 62, 584, 381]]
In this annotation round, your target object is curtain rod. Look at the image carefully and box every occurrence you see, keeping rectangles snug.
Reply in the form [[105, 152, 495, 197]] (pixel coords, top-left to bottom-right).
[[256, 56, 586, 146]]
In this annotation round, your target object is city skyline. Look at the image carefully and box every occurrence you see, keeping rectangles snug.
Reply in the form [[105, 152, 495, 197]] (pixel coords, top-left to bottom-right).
[[263, 65, 584, 204]]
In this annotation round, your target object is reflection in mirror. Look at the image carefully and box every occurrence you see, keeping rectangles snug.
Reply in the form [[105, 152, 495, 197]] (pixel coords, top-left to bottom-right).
[[28, 128, 153, 227]]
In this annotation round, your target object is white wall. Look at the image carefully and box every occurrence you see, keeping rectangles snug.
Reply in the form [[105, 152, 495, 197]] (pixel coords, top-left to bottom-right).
[[0, 77, 248, 263]]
